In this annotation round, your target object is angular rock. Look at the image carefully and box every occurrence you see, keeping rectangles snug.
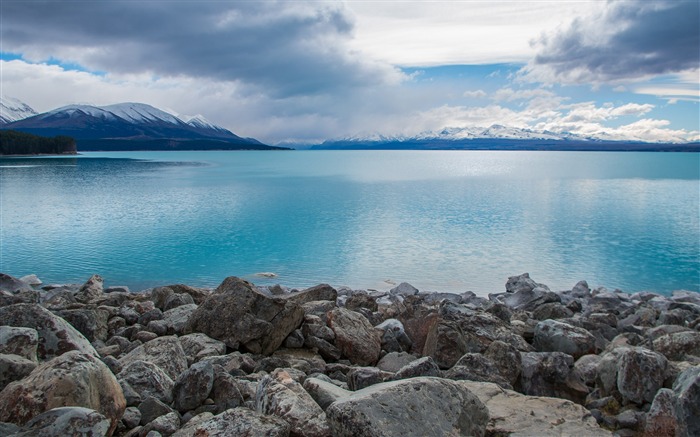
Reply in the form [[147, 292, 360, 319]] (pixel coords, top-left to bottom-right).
[[178, 333, 226, 366], [327, 308, 381, 366], [520, 351, 588, 403], [643, 388, 678, 437], [11, 407, 111, 437], [283, 329, 304, 348], [376, 351, 417, 373], [118, 360, 175, 404], [285, 284, 337, 305], [483, 340, 521, 387], [673, 366, 700, 437], [0, 350, 125, 436], [444, 353, 511, 389], [0, 353, 37, 390], [303, 377, 351, 411], [391, 356, 441, 381], [209, 367, 245, 413], [389, 282, 419, 296], [163, 292, 194, 311], [505, 273, 545, 294], [74, 274, 104, 303], [326, 377, 488, 437], [0, 304, 97, 359], [121, 406, 142, 429], [142, 411, 180, 436], [161, 303, 198, 335], [617, 347, 668, 404], [0, 326, 38, 361], [0, 273, 33, 293], [574, 354, 602, 386], [347, 366, 392, 391], [459, 380, 611, 436], [138, 396, 175, 426], [256, 369, 330, 437], [178, 407, 290, 437], [532, 302, 574, 320], [172, 361, 214, 413], [653, 331, 700, 361], [186, 277, 304, 355], [118, 336, 187, 381], [55, 307, 110, 342], [375, 318, 412, 353], [533, 319, 597, 359]]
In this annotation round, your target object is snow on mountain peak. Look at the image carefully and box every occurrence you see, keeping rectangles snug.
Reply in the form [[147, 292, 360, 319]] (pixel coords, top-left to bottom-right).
[[0, 95, 38, 124], [101, 102, 183, 125]]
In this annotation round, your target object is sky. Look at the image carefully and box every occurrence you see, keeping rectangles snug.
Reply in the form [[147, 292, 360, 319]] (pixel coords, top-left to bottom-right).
[[0, 0, 698, 144]]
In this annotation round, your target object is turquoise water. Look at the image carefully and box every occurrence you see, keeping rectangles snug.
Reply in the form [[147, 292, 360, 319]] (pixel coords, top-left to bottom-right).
[[0, 150, 698, 295]]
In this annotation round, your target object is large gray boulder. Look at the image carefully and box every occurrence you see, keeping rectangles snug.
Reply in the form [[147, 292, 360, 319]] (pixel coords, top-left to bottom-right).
[[256, 369, 330, 437], [186, 277, 304, 355], [595, 347, 668, 405], [54, 307, 110, 342], [327, 307, 381, 366], [0, 350, 125, 436], [673, 366, 700, 437], [178, 333, 226, 366], [520, 352, 589, 403], [303, 377, 351, 411], [175, 407, 290, 436], [74, 274, 104, 303], [459, 380, 611, 436], [643, 388, 679, 437], [285, 284, 337, 305], [444, 353, 511, 389], [10, 407, 111, 437], [118, 335, 187, 380], [172, 360, 214, 413], [653, 331, 700, 361], [0, 326, 38, 362], [0, 304, 97, 360], [161, 303, 198, 335], [326, 377, 488, 437], [533, 319, 597, 359], [0, 353, 37, 391], [117, 360, 175, 404]]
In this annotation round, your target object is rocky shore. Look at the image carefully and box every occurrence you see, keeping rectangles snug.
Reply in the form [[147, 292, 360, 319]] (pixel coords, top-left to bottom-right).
[[0, 272, 698, 436]]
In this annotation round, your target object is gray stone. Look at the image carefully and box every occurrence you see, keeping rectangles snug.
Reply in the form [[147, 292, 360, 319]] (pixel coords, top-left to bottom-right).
[[0, 326, 38, 361], [122, 406, 142, 429], [0, 353, 36, 391], [74, 274, 104, 303], [285, 284, 337, 305], [445, 353, 512, 389], [283, 329, 305, 348], [327, 308, 381, 366], [389, 282, 419, 296], [55, 307, 110, 342], [533, 319, 597, 359], [617, 347, 668, 404], [161, 304, 198, 335], [347, 366, 392, 391], [520, 351, 589, 403], [11, 407, 110, 437], [142, 412, 180, 437], [177, 407, 290, 437], [118, 336, 187, 381], [303, 377, 351, 411], [673, 366, 700, 437], [209, 367, 245, 413], [0, 304, 97, 360], [172, 361, 214, 413], [391, 356, 441, 380], [326, 377, 488, 437], [118, 360, 175, 404], [163, 292, 194, 311], [138, 396, 176, 426], [644, 388, 679, 437], [483, 340, 522, 387], [376, 351, 417, 373], [653, 331, 700, 361], [19, 274, 42, 286], [256, 369, 330, 437], [178, 333, 226, 366], [375, 318, 412, 353], [186, 277, 304, 355], [0, 350, 126, 436], [0, 273, 33, 293], [574, 354, 602, 386]]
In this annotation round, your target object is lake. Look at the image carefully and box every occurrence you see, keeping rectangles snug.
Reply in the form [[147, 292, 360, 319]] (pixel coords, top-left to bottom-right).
[[0, 150, 698, 296]]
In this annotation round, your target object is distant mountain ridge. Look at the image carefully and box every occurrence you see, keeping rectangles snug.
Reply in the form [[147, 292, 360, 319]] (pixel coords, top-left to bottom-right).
[[1, 97, 284, 151], [0, 95, 39, 124]]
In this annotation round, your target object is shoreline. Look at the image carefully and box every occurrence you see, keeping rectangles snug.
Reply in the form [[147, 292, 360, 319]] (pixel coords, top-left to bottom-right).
[[0, 271, 699, 436]]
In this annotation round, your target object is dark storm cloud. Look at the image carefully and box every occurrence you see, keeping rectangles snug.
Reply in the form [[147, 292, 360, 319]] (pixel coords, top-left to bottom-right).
[[529, 0, 699, 83], [1, 1, 394, 97]]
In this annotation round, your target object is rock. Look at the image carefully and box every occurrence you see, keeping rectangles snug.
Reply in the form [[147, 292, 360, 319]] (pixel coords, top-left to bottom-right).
[[617, 347, 668, 404], [178, 407, 290, 437], [422, 301, 513, 369], [161, 303, 198, 335], [0, 350, 126, 436], [483, 340, 521, 387], [163, 292, 195, 311], [283, 329, 305, 348], [643, 388, 679, 437], [118, 360, 175, 404], [178, 333, 226, 367], [326, 377, 488, 437], [0, 304, 97, 359], [209, 367, 244, 413], [19, 274, 42, 287], [122, 406, 142, 429], [256, 369, 330, 437], [0, 326, 38, 361], [138, 396, 176, 426], [389, 282, 419, 296], [653, 331, 700, 361], [0, 273, 33, 293], [444, 353, 512, 389], [186, 277, 304, 355], [347, 366, 391, 391], [198, 351, 256, 374], [673, 366, 700, 437], [575, 354, 602, 386], [302, 377, 351, 410], [505, 273, 545, 294], [0, 353, 37, 390], [533, 319, 597, 359], [285, 284, 338, 305], [520, 351, 588, 403], [375, 318, 412, 353], [532, 302, 574, 320], [172, 361, 214, 413], [459, 380, 611, 436], [11, 407, 111, 437], [391, 356, 441, 380], [376, 351, 417, 373], [55, 307, 110, 342], [344, 293, 378, 312], [74, 274, 104, 303], [327, 308, 381, 366], [118, 336, 187, 381], [142, 411, 180, 436]]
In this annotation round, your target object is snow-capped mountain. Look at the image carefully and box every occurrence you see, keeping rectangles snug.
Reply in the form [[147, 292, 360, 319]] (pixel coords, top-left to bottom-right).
[[0, 95, 38, 124], [3, 102, 281, 150]]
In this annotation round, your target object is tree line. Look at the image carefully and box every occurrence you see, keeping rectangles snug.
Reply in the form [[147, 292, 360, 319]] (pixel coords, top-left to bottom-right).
[[0, 130, 77, 155]]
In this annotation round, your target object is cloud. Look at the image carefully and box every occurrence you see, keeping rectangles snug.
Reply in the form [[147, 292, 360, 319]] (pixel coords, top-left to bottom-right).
[[525, 0, 700, 84], [1, 1, 401, 98], [463, 90, 487, 98]]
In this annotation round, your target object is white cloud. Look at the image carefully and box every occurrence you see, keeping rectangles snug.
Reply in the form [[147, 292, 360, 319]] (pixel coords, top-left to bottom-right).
[[463, 90, 487, 99]]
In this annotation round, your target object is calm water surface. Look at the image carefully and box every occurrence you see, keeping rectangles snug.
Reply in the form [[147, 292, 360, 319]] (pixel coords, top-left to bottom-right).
[[1, 150, 698, 295]]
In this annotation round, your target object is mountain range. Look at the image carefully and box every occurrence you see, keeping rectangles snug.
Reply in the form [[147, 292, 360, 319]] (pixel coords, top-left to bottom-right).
[[0, 97, 283, 151]]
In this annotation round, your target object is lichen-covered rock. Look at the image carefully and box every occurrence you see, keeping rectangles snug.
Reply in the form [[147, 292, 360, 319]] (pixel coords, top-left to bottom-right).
[[118, 335, 187, 380], [391, 356, 441, 381], [74, 274, 104, 303], [285, 284, 337, 305], [161, 303, 198, 335], [673, 366, 700, 437], [326, 377, 488, 437], [483, 340, 521, 387], [533, 319, 597, 359], [653, 331, 700, 361], [172, 361, 214, 413], [347, 366, 392, 391], [11, 407, 111, 437], [458, 380, 611, 436], [0, 350, 125, 436], [186, 277, 304, 355], [327, 307, 381, 366], [118, 360, 175, 404], [0, 353, 37, 390], [0, 326, 38, 362], [375, 351, 417, 373], [54, 307, 110, 342], [138, 396, 175, 426], [178, 333, 226, 366], [256, 369, 330, 437], [375, 318, 412, 353], [643, 388, 679, 437], [595, 347, 668, 405], [0, 304, 97, 360], [302, 377, 351, 411], [444, 353, 511, 389], [177, 407, 290, 437], [520, 351, 589, 403]]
